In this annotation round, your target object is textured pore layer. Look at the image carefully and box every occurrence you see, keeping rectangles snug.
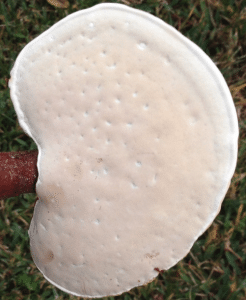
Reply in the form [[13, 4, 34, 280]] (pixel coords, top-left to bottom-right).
[[9, 3, 238, 298]]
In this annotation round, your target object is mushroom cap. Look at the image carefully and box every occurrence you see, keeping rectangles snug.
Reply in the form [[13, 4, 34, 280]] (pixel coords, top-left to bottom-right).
[[9, 3, 238, 298]]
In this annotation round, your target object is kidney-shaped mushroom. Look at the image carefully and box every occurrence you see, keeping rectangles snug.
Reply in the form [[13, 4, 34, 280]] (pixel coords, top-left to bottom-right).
[[9, 3, 238, 298]]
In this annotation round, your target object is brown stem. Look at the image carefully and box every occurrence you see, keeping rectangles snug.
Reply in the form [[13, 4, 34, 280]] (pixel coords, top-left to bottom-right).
[[0, 150, 38, 200]]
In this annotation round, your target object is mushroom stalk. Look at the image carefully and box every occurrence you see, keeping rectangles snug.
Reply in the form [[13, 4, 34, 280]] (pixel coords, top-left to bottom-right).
[[0, 150, 38, 199]]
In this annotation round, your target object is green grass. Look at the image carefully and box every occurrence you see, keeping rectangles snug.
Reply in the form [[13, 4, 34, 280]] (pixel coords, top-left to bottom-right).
[[0, 0, 246, 299]]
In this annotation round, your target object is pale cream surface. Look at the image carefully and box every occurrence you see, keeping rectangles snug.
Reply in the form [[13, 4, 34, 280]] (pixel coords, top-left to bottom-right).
[[9, 3, 238, 298]]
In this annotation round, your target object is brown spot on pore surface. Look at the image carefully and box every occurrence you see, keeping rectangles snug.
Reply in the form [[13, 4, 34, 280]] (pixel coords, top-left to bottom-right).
[[36, 184, 66, 209], [145, 252, 160, 259], [97, 158, 103, 163], [64, 157, 83, 178], [30, 239, 55, 265], [46, 250, 55, 262]]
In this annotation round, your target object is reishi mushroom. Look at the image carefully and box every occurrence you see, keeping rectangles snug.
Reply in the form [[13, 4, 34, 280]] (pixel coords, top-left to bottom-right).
[[8, 3, 238, 298]]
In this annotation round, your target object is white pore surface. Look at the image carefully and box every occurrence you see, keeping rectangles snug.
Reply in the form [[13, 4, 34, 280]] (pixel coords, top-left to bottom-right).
[[9, 3, 238, 298]]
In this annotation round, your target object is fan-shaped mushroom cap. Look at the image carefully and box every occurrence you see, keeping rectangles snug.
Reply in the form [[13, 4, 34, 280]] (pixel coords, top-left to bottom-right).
[[9, 3, 238, 298]]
